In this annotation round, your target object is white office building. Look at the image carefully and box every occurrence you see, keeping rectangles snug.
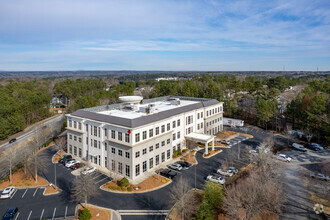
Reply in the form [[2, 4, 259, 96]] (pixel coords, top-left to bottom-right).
[[66, 96, 223, 181]]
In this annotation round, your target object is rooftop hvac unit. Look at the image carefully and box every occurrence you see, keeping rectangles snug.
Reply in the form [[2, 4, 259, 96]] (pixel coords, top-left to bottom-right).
[[123, 104, 139, 111], [169, 98, 180, 105]]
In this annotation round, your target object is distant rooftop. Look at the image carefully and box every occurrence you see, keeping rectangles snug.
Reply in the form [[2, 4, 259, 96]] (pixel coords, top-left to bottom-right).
[[70, 96, 220, 128]]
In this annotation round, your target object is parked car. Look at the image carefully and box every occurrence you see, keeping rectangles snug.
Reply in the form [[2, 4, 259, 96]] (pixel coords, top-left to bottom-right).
[[175, 161, 193, 169], [167, 163, 182, 171], [59, 155, 72, 164], [220, 140, 230, 145], [311, 143, 324, 150], [0, 187, 16, 199], [9, 138, 16, 144], [206, 175, 225, 184], [292, 143, 307, 152], [71, 163, 82, 170], [249, 149, 258, 155], [306, 143, 324, 151], [82, 166, 96, 175], [310, 172, 330, 181], [227, 167, 238, 174], [217, 168, 233, 177], [158, 169, 177, 179], [65, 160, 80, 168], [63, 158, 75, 166], [277, 154, 292, 162], [2, 207, 18, 220]]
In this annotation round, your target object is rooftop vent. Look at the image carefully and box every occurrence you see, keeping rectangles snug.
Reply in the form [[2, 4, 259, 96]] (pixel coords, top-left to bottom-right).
[[169, 98, 180, 106]]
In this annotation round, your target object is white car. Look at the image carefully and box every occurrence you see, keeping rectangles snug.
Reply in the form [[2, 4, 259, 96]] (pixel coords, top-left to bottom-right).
[[206, 175, 225, 184], [0, 186, 16, 199], [82, 166, 96, 175], [65, 160, 80, 168], [167, 164, 182, 171], [217, 168, 234, 177], [249, 149, 258, 155], [277, 154, 292, 162]]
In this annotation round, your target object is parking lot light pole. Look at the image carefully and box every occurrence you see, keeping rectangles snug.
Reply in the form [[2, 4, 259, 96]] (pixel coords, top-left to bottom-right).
[[54, 163, 57, 190], [194, 163, 196, 190]]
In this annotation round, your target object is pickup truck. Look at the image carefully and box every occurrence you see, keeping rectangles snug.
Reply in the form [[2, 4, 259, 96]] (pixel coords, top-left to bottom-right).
[[310, 172, 330, 181]]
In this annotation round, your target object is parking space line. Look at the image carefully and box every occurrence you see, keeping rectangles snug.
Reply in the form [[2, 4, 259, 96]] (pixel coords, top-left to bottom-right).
[[11, 189, 18, 198], [95, 177, 109, 184], [33, 188, 38, 197], [27, 210, 32, 220], [92, 173, 103, 180], [22, 188, 28, 198], [14, 212, 20, 220], [39, 209, 44, 220], [65, 206, 67, 218], [52, 207, 56, 220]]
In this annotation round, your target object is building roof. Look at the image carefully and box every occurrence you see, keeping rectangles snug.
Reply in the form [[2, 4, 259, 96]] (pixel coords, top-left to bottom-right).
[[70, 96, 220, 128]]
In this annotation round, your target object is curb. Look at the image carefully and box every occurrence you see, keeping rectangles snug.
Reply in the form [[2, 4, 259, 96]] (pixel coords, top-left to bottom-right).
[[203, 149, 223, 159]]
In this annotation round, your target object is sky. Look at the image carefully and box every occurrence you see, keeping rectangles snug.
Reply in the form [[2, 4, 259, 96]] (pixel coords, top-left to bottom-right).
[[0, 0, 330, 71]]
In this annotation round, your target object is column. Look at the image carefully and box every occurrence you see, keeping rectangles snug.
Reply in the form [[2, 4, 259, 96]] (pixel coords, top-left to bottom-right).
[[205, 142, 208, 155], [212, 139, 214, 151]]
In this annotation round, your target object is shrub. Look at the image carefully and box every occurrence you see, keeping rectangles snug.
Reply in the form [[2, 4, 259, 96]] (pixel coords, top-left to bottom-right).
[[173, 151, 178, 158], [79, 208, 91, 220], [182, 149, 188, 153], [119, 177, 130, 187], [162, 179, 166, 183], [127, 186, 133, 191]]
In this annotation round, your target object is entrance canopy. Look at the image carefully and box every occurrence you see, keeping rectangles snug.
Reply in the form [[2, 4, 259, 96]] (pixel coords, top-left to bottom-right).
[[185, 132, 214, 143]]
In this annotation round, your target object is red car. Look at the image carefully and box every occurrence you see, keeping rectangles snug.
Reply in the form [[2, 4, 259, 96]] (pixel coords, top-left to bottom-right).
[[71, 163, 81, 170]]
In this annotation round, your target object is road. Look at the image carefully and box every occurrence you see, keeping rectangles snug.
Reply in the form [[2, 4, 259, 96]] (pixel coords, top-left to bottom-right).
[[0, 114, 64, 151], [0, 126, 326, 219]]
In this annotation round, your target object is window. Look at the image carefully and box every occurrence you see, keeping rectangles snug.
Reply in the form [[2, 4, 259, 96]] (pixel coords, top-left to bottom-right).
[[167, 123, 170, 131], [69, 145, 72, 153], [118, 132, 122, 141], [177, 131, 180, 139], [118, 162, 123, 174], [197, 113, 200, 119], [112, 160, 116, 171], [79, 137, 82, 143], [143, 148, 147, 155], [156, 127, 160, 135], [112, 147, 115, 154], [213, 109, 215, 114], [94, 140, 97, 148], [143, 131, 147, 140], [74, 136, 77, 141], [172, 121, 176, 128], [69, 120, 72, 127], [98, 127, 100, 137], [79, 148, 82, 157], [167, 150, 170, 159], [177, 119, 180, 126], [136, 164, 140, 176], [111, 130, 115, 139], [149, 129, 153, 138], [156, 155, 160, 165], [149, 146, 153, 152], [79, 122, 82, 130], [94, 156, 97, 164], [167, 139, 170, 144], [161, 141, 165, 147], [86, 137, 88, 145], [135, 133, 140, 142], [69, 134, 72, 139], [105, 142, 108, 151], [207, 111, 209, 117], [125, 152, 130, 158], [156, 143, 160, 149], [94, 126, 97, 136], [86, 124, 88, 132], [173, 133, 176, 141], [201, 112, 203, 118], [149, 158, 153, 169], [74, 121, 77, 129], [135, 151, 140, 158], [126, 165, 130, 177], [161, 152, 165, 162], [90, 125, 92, 135], [118, 149, 122, 156], [105, 157, 108, 168], [143, 161, 147, 172], [104, 128, 108, 137], [74, 146, 77, 156], [201, 122, 203, 129], [197, 124, 200, 130], [161, 125, 165, 133], [91, 138, 93, 147], [125, 133, 130, 143]]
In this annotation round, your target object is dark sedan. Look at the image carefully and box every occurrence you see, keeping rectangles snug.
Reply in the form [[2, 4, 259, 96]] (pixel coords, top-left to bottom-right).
[[2, 207, 18, 220]]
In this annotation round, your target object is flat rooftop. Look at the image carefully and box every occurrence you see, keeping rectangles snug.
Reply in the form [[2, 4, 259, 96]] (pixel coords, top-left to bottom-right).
[[98, 99, 198, 119]]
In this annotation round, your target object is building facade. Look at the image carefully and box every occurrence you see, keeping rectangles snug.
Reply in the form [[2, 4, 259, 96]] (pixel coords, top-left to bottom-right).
[[66, 96, 223, 181]]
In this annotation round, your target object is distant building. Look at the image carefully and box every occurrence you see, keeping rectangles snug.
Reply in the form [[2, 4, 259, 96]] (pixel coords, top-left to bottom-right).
[[155, 77, 178, 82], [66, 96, 223, 181]]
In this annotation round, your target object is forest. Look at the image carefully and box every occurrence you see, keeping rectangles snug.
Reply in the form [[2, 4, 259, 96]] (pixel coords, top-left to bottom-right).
[[0, 74, 329, 144]]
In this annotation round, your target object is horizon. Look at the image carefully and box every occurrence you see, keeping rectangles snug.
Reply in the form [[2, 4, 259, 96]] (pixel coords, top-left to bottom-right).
[[1, 0, 330, 71]]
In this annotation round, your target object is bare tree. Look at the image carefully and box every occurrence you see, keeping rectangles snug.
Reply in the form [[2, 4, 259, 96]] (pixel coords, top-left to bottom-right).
[[28, 151, 49, 183], [5, 148, 18, 185], [304, 128, 314, 144], [170, 177, 199, 220], [71, 173, 99, 206]]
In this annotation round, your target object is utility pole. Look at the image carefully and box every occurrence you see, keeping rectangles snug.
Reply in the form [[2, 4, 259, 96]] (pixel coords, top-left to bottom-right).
[[54, 163, 57, 190]]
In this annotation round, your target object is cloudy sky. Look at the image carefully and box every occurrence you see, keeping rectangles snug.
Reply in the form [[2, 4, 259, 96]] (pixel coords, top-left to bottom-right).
[[0, 0, 329, 71]]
